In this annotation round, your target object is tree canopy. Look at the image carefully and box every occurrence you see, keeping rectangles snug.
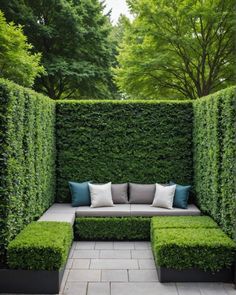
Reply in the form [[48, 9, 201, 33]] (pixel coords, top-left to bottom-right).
[[115, 0, 235, 99], [0, 0, 115, 99], [0, 10, 43, 87]]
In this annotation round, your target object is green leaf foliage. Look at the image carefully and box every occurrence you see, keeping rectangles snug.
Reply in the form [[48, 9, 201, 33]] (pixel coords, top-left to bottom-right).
[[0, 0, 116, 99], [7, 222, 73, 270], [193, 87, 236, 238], [116, 0, 235, 99], [0, 79, 56, 261], [56, 100, 193, 202], [151, 216, 218, 230], [74, 217, 150, 240], [151, 228, 236, 272], [0, 11, 44, 87]]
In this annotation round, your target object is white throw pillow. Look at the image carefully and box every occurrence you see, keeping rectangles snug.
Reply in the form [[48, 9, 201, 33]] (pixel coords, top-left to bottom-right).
[[151, 183, 176, 209], [89, 182, 114, 208]]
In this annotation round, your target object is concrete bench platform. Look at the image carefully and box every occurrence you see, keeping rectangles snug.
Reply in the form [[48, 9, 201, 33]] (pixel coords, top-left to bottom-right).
[[38, 203, 201, 224], [38, 204, 76, 225]]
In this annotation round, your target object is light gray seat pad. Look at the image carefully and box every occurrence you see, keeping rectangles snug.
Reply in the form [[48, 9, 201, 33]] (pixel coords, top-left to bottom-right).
[[130, 204, 201, 216], [75, 203, 201, 217], [75, 204, 131, 217]]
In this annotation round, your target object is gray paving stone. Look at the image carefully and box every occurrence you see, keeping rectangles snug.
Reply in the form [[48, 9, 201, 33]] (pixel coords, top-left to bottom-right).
[[134, 241, 151, 249], [128, 270, 158, 282], [68, 248, 74, 258], [72, 259, 90, 269], [131, 249, 153, 259], [67, 269, 101, 282], [75, 241, 95, 250], [63, 281, 87, 295], [60, 269, 69, 293], [90, 259, 139, 270], [138, 259, 156, 269], [100, 250, 131, 259], [95, 241, 114, 249], [114, 241, 135, 249], [176, 283, 201, 295], [198, 283, 228, 295], [223, 284, 236, 295], [65, 258, 73, 269], [73, 250, 100, 258], [111, 282, 178, 295], [87, 282, 110, 295], [102, 270, 128, 282]]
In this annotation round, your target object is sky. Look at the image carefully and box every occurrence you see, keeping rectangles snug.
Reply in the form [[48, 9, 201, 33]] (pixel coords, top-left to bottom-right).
[[102, 0, 133, 24]]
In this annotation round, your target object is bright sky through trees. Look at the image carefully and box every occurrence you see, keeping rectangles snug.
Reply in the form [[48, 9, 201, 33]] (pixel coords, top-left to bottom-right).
[[103, 0, 132, 23]]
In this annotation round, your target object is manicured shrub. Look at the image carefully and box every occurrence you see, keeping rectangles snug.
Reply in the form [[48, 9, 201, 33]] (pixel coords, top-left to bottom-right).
[[0, 79, 56, 261], [193, 87, 236, 237], [56, 100, 193, 202], [74, 217, 151, 240], [151, 228, 236, 272], [151, 216, 218, 230], [7, 222, 73, 270]]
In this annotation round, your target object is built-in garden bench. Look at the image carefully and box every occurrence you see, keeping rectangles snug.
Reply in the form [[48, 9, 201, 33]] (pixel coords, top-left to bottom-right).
[[38, 203, 201, 223]]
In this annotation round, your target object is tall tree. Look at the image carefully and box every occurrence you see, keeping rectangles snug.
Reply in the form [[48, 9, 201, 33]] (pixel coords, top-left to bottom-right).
[[0, 10, 43, 87], [0, 0, 114, 99], [115, 0, 235, 99]]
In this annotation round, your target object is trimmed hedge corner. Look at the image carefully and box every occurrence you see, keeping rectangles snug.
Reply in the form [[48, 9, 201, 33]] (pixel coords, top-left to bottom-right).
[[151, 228, 236, 272], [0, 79, 56, 261], [74, 217, 150, 240], [151, 216, 218, 230], [7, 222, 73, 270], [56, 100, 193, 202], [193, 86, 236, 238]]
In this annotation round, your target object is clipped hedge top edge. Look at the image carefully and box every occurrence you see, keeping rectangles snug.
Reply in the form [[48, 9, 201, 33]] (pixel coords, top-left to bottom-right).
[[56, 99, 193, 105], [0, 78, 54, 103]]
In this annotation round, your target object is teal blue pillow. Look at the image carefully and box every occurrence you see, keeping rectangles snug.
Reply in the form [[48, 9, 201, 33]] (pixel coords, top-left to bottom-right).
[[69, 181, 91, 207], [170, 181, 191, 209]]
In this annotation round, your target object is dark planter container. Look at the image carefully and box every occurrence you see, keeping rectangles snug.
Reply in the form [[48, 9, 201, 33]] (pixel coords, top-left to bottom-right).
[[0, 266, 65, 294], [157, 265, 234, 283]]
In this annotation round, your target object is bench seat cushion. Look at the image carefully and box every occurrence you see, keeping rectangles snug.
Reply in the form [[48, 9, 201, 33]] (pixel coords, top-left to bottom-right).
[[75, 204, 131, 217], [130, 204, 201, 216], [75, 204, 201, 217]]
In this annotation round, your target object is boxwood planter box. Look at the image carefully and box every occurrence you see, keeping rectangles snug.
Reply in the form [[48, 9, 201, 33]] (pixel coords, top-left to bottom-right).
[[157, 265, 234, 283], [0, 266, 65, 294]]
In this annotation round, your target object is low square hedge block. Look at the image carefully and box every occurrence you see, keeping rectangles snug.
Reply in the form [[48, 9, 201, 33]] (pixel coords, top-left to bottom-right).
[[74, 217, 150, 240], [7, 222, 73, 270], [151, 228, 236, 272], [151, 216, 218, 230]]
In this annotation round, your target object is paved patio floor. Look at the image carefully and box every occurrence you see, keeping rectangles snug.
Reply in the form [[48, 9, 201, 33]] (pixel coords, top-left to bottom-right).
[[60, 241, 235, 295]]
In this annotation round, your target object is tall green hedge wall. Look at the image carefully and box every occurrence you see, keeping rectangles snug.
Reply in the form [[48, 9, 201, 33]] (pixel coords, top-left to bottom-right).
[[56, 100, 193, 202], [193, 87, 236, 238], [0, 79, 56, 261]]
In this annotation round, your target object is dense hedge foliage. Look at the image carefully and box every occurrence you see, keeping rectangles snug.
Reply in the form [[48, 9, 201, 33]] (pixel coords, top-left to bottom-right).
[[7, 222, 73, 270], [74, 217, 151, 240], [0, 79, 56, 261], [151, 228, 236, 272], [151, 216, 218, 230], [56, 100, 193, 202], [193, 87, 236, 237]]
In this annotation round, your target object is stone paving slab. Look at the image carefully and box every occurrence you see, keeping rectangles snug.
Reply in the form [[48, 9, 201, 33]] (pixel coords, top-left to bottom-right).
[[4, 241, 235, 295]]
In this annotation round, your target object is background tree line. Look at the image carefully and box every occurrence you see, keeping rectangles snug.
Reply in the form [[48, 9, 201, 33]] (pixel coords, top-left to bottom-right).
[[0, 0, 234, 100]]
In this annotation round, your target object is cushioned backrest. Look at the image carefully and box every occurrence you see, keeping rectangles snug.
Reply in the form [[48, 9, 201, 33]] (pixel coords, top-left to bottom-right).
[[111, 183, 128, 204], [129, 183, 155, 204]]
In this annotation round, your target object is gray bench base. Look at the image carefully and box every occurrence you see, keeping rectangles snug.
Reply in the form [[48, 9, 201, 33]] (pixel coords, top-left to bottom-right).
[[0, 266, 65, 294]]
